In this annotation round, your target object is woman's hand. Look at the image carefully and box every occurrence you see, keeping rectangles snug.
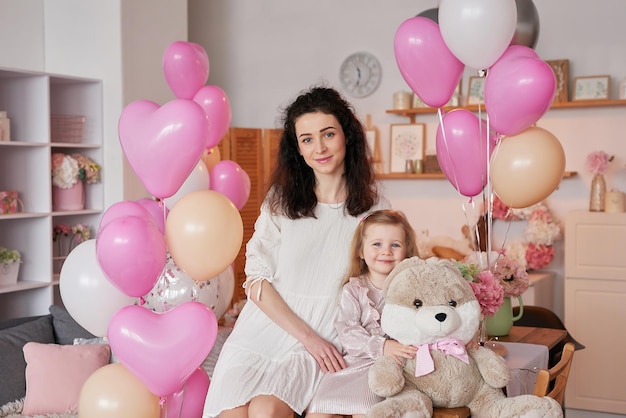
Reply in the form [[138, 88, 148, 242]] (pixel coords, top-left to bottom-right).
[[383, 339, 417, 365], [302, 332, 346, 373]]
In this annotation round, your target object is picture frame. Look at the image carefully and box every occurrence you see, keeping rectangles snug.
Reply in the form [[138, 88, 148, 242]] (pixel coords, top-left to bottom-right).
[[573, 75, 611, 101], [545, 59, 570, 103], [389, 123, 425, 173], [466, 76, 485, 105]]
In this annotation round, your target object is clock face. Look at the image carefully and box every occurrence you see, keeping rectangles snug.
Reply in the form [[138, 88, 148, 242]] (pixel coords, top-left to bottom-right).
[[339, 52, 382, 98]]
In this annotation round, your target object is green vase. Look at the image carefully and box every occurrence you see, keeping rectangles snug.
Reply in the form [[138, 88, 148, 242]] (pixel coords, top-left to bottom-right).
[[486, 296, 524, 337]]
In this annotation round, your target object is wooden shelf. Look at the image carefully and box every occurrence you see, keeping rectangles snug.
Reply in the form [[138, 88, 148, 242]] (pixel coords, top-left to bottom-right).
[[386, 99, 626, 123], [378, 171, 577, 180]]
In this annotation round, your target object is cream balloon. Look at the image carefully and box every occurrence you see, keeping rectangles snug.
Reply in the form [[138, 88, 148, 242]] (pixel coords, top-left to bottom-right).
[[163, 159, 210, 209], [59, 240, 136, 337], [202, 146, 222, 172], [78, 363, 160, 418], [166, 190, 243, 281], [490, 127, 565, 208]]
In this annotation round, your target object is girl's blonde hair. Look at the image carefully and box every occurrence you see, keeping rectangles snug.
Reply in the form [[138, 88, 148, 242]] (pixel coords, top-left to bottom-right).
[[344, 209, 419, 285]]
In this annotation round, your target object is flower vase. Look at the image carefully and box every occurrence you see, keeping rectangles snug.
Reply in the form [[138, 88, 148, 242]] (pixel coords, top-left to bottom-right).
[[486, 296, 524, 337], [0, 262, 19, 286], [52, 181, 85, 211], [589, 173, 606, 212]]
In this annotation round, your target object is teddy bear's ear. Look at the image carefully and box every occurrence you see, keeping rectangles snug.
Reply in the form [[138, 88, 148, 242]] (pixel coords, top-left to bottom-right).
[[382, 256, 424, 295]]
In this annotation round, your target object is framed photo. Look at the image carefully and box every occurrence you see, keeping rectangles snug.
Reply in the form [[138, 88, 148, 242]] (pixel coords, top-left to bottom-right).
[[389, 123, 425, 173], [466, 76, 485, 105], [573, 75, 611, 101], [546, 59, 570, 102]]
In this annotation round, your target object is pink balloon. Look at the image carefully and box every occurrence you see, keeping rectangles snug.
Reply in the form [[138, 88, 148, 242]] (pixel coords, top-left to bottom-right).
[[136, 198, 169, 235], [209, 160, 251, 210], [163, 41, 209, 99], [96, 216, 167, 297], [193, 85, 232, 149], [98, 201, 153, 235], [496, 44, 539, 62], [436, 109, 498, 197], [485, 53, 556, 136], [394, 17, 464, 108], [107, 303, 218, 397], [118, 99, 209, 199], [166, 367, 210, 418]]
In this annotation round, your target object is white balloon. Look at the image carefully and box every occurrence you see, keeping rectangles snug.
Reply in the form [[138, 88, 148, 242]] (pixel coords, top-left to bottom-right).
[[163, 160, 210, 209], [439, 0, 517, 70], [196, 265, 235, 320], [59, 240, 135, 337]]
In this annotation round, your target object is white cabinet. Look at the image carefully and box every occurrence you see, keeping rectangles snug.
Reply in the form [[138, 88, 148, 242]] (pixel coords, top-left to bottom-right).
[[565, 211, 626, 414], [0, 67, 103, 319]]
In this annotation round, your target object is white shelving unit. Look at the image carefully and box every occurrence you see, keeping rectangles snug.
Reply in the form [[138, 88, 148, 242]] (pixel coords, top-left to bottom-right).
[[0, 67, 103, 319]]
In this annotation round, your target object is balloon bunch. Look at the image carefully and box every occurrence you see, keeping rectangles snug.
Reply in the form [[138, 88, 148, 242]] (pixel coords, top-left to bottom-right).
[[58, 41, 247, 418], [396, 0, 565, 254]]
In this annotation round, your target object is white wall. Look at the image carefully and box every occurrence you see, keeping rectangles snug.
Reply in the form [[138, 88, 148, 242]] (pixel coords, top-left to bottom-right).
[[188, 0, 626, 322]]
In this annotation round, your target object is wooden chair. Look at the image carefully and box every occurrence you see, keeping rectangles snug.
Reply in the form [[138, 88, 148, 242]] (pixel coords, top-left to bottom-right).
[[532, 342, 575, 406], [433, 406, 471, 418]]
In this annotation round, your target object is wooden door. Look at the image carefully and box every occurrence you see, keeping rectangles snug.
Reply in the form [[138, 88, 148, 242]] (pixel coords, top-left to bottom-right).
[[218, 128, 282, 304]]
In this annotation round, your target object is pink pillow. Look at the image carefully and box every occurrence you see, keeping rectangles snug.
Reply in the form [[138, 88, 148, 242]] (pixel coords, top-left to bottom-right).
[[22, 342, 111, 415]]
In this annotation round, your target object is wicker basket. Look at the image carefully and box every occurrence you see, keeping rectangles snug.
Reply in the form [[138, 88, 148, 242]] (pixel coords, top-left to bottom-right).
[[51, 115, 85, 143]]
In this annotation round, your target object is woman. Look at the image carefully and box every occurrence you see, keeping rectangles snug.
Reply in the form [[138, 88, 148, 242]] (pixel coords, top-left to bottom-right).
[[203, 86, 389, 418]]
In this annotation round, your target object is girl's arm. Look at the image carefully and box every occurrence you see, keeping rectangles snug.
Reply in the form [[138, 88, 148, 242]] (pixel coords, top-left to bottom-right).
[[335, 281, 387, 359]]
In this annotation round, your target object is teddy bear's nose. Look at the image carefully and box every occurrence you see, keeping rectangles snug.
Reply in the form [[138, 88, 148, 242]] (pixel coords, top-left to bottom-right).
[[435, 312, 447, 322]]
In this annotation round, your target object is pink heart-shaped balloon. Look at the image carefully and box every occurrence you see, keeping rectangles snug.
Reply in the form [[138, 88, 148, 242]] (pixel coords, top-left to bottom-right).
[[108, 303, 218, 397], [166, 367, 210, 418], [163, 41, 210, 99], [394, 17, 464, 108], [96, 215, 167, 297], [118, 99, 209, 199], [485, 55, 556, 136]]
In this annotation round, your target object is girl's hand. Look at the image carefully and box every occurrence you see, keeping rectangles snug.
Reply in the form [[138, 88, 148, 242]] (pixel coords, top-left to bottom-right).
[[383, 339, 417, 365], [302, 332, 347, 373]]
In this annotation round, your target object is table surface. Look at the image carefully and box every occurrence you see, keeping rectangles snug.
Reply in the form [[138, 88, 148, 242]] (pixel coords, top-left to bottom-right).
[[491, 326, 567, 350]]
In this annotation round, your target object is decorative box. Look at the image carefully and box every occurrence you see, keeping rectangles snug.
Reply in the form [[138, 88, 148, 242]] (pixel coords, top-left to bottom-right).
[[423, 154, 442, 174], [0, 111, 10, 142]]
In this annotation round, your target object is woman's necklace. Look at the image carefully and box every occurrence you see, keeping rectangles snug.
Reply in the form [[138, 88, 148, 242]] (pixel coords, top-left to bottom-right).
[[327, 181, 346, 210]]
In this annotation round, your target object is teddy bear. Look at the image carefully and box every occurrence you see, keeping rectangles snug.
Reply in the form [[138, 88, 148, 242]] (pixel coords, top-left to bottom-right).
[[366, 257, 563, 418]]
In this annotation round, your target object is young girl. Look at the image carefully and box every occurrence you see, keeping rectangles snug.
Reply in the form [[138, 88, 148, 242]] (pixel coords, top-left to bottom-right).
[[306, 209, 420, 418]]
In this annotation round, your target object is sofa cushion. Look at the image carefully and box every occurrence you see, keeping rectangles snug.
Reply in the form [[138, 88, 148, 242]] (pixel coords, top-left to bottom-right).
[[49, 305, 95, 345], [21, 342, 110, 416], [0, 316, 55, 405]]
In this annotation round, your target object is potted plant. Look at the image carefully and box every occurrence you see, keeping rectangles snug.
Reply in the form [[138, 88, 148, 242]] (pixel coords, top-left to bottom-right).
[[0, 246, 21, 286], [51, 153, 101, 211]]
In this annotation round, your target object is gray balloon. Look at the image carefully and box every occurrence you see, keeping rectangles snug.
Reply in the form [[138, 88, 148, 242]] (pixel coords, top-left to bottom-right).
[[416, 0, 540, 49], [511, 0, 540, 49], [416, 7, 439, 23]]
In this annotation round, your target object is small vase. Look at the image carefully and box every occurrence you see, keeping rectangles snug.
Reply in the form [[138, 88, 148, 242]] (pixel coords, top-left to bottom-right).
[[52, 181, 85, 211], [0, 262, 20, 286], [486, 296, 524, 337], [589, 173, 606, 212]]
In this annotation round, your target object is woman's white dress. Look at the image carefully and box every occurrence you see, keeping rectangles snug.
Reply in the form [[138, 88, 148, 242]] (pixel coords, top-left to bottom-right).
[[203, 199, 389, 417]]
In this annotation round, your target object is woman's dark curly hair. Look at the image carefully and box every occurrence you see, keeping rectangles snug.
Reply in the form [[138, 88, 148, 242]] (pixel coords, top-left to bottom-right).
[[268, 86, 379, 219]]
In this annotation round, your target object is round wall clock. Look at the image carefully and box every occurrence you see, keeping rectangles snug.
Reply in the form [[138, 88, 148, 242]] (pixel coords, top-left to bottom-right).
[[339, 52, 382, 98]]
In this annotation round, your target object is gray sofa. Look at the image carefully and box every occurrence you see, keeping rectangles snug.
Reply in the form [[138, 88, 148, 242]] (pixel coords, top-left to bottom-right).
[[0, 305, 95, 417]]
